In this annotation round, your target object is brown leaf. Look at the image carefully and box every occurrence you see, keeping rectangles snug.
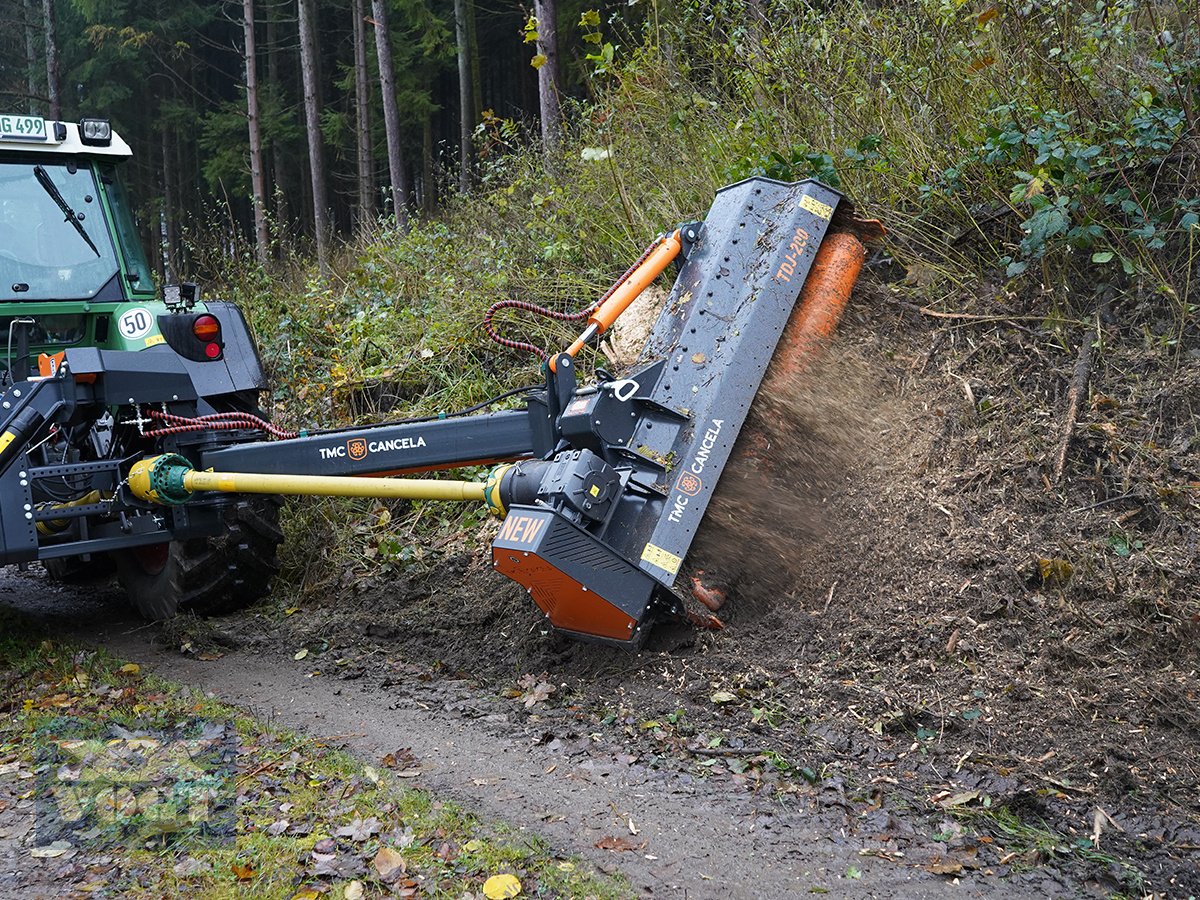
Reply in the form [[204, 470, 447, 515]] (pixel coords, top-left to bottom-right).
[[373, 846, 406, 882], [231, 862, 256, 881], [927, 857, 963, 875], [516, 675, 555, 709], [381, 747, 418, 768], [594, 835, 646, 852], [311, 852, 363, 879]]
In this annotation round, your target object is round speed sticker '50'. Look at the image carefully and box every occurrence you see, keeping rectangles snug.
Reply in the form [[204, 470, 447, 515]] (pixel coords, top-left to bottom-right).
[[117, 307, 155, 340]]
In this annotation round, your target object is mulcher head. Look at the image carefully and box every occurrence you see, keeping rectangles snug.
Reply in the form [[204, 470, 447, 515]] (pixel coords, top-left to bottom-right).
[[491, 177, 874, 646]]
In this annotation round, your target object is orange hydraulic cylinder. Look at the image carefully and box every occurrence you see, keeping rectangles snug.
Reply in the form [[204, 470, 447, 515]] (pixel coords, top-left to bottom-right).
[[556, 231, 683, 367], [766, 231, 866, 386]]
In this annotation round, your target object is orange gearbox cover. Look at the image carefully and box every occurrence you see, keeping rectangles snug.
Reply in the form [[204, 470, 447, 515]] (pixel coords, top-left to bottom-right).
[[492, 548, 637, 641]]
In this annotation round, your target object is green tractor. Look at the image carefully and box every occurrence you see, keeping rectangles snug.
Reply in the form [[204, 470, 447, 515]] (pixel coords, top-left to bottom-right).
[[0, 113, 281, 619]]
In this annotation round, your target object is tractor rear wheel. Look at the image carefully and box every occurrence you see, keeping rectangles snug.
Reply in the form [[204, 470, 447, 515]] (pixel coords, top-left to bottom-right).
[[115, 498, 283, 620]]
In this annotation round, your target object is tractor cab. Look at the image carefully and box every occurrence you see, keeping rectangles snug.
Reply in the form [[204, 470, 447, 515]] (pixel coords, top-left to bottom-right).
[[0, 114, 157, 368]]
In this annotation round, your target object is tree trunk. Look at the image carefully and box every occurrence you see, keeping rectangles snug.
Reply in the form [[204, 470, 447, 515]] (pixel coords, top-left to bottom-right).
[[370, 0, 410, 227], [243, 0, 270, 265], [266, 7, 287, 230], [297, 0, 330, 272], [161, 126, 178, 282], [24, 0, 38, 114], [42, 0, 60, 119], [532, 0, 562, 162], [352, 0, 373, 230], [466, 0, 481, 130], [453, 0, 473, 193]]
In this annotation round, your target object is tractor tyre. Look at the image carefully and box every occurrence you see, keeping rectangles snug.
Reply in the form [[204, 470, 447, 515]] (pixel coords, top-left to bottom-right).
[[115, 498, 283, 621]]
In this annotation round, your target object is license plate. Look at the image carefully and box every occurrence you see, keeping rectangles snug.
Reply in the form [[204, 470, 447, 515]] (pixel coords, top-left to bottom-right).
[[0, 115, 48, 142]]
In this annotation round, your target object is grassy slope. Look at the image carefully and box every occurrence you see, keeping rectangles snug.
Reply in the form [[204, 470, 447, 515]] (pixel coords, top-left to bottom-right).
[[207, 0, 1197, 586]]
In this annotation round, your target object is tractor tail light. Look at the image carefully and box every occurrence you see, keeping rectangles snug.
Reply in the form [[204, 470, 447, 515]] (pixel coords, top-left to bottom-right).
[[192, 314, 221, 342]]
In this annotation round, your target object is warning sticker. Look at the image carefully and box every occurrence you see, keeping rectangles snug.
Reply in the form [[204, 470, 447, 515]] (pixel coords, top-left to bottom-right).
[[641, 542, 682, 575], [799, 194, 833, 220]]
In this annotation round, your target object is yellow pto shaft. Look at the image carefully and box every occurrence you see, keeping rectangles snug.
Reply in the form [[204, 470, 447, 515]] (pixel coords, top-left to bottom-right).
[[183, 469, 486, 501], [129, 454, 499, 509]]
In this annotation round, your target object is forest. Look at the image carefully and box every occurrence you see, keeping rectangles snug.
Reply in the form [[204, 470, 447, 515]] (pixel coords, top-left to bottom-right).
[[1, 0, 579, 274]]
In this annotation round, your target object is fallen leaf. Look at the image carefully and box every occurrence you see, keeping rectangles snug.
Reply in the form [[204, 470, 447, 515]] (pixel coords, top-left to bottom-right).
[[482, 873, 522, 898], [285, 606, 300, 615], [928, 858, 964, 875], [290, 890, 322, 900], [937, 790, 980, 808], [344, 881, 364, 900], [627, 818, 639, 835], [374, 846, 406, 881], [311, 853, 363, 879], [119, 663, 140, 675], [172, 857, 211, 877], [710, 691, 736, 704], [595, 835, 645, 852], [381, 747, 416, 768], [294, 648, 309, 660], [30, 840, 72, 858], [231, 862, 256, 881], [517, 676, 555, 708], [1036, 557, 1074, 586], [336, 817, 382, 842], [266, 819, 290, 836]]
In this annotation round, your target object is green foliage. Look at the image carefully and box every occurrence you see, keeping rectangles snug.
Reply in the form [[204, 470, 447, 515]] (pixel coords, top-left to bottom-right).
[[204, 0, 1200, 434], [189, 0, 1198, 586]]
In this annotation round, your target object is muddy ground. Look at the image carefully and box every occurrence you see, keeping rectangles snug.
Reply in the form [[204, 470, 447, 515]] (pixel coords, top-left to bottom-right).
[[270, 281, 1200, 896], [4, 278, 1198, 898]]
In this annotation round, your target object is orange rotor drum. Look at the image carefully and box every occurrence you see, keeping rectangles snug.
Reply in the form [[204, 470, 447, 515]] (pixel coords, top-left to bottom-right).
[[766, 231, 866, 388]]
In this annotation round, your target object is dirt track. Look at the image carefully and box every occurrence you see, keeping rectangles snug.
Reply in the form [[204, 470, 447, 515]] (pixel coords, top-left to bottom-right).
[[4, 570, 1047, 898]]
